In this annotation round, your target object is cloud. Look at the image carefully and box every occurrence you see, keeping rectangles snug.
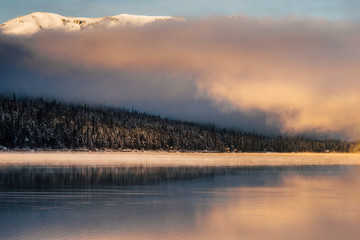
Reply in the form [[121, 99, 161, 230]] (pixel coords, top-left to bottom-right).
[[2, 16, 360, 139], [0, 33, 271, 135]]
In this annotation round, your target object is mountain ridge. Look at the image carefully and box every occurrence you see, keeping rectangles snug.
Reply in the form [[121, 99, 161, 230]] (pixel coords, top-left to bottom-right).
[[0, 12, 183, 36]]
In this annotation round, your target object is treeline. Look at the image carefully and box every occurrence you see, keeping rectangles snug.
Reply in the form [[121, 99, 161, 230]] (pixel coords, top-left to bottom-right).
[[0, 96, 356, 152]]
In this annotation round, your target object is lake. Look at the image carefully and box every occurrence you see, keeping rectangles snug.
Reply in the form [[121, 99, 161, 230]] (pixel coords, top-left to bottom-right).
[[0, 153, 360, 240]]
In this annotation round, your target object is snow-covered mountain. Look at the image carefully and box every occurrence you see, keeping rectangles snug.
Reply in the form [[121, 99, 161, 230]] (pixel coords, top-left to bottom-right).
[[0, 12, 183, 36]]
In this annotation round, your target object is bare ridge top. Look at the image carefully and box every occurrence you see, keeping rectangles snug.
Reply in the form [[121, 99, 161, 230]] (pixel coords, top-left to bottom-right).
[[0, 12, 183, 36]]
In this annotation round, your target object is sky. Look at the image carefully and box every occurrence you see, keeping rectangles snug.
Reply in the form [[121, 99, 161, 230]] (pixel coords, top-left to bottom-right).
[[0, 0, 359, 23], [1, 1, 360, 140]]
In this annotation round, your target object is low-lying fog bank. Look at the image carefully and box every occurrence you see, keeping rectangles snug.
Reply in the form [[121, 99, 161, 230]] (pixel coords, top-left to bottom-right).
[[0, 152, 359, 167]]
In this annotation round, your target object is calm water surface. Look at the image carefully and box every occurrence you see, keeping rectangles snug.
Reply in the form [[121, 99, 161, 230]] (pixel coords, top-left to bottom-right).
[[1, 165, 360, 240]]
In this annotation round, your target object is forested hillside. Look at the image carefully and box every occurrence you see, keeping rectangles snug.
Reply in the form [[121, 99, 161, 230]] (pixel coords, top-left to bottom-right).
[[0, 96, 354, 152]]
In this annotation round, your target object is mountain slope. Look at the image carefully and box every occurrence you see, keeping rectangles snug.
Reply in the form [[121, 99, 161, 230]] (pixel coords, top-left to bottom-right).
[[0, 12, 182, 36], [0, 96, 352, 152]]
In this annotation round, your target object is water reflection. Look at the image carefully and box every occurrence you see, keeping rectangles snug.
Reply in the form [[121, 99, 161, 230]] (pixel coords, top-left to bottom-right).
[[0, 165, 352, 188], [195, 173, 360, 240], [0, 165, 359, 240]]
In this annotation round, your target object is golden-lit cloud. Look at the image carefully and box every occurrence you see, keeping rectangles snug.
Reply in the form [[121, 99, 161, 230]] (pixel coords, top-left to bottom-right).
[[3, 16, 360, 139]]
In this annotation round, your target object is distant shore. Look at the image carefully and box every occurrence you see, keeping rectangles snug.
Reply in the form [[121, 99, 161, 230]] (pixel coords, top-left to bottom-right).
[[1, 152, 360, 167]]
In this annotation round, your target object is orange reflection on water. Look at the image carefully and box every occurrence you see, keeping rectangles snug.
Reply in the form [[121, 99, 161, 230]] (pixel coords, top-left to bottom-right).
[[4, 167, 360, 240], [61, 173, 360, 240], [195, 173, 360, 240]]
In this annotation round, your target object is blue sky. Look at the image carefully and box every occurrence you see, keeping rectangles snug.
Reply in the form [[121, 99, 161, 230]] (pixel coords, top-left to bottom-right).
[[1, 0, 359, 23]]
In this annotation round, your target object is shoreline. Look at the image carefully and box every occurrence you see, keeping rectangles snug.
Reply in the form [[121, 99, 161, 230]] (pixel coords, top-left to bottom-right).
[[1, 151, 360, 167]]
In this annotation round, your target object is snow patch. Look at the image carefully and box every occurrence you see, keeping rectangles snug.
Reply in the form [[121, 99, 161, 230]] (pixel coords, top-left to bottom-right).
[[0, 12, 184, 36]]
